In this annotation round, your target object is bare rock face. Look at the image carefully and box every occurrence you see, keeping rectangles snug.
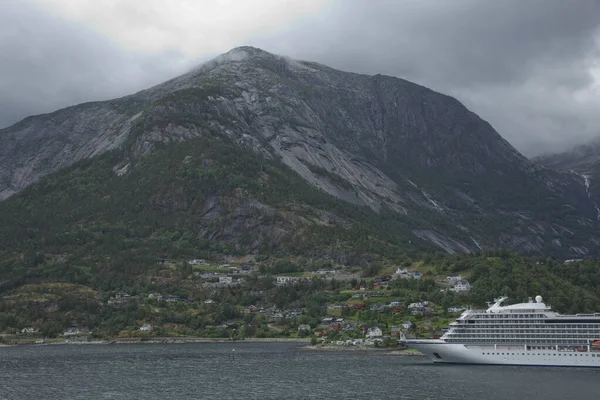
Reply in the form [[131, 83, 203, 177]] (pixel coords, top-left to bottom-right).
[[1, 46, 599, 256]]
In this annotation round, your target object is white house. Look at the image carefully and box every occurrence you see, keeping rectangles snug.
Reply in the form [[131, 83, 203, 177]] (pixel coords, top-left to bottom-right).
[[314, 269, 336, 275], [402, 321, 414, 330], [366, 326, 383, 338], [276, 276, 298, 285], [140, 324, 153, 332], [395, 267, 409, 275], [564, 259, 583, 264], [450, 279, 471, 292], [297, 324, 311, 332], [448, 306, 466, 313]]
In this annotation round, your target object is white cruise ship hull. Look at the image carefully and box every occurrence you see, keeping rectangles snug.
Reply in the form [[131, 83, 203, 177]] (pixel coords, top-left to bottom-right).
[[407, 340, 600, 367]]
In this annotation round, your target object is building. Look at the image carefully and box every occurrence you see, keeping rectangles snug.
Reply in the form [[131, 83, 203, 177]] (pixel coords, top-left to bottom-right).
[[402, 321, 414, 330], [219, 276, 233, 285], [366, 326, 383, 338], [140, 324, 153, 332], [314, 269, 336, 275], [297, 324, 311, 332], [276, 276, 298, 285], [450, 279, 471, 292]]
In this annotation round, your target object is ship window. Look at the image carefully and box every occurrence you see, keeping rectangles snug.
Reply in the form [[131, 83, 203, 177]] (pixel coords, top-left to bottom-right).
[[433, 353, 442, 359]]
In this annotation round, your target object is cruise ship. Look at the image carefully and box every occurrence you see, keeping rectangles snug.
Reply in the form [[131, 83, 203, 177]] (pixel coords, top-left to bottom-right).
[[406, 296, 600, 367]]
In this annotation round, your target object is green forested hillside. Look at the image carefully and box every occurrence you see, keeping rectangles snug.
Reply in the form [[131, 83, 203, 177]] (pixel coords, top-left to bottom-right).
[[0, 135, 427, 293], [1, 136, 600, 340]]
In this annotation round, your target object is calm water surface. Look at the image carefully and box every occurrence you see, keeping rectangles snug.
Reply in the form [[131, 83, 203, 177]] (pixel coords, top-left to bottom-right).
[[1, 342, 598, 399]]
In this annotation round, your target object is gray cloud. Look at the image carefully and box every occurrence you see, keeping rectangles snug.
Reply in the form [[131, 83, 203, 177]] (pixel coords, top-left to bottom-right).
[[0, 1, 198, 129], [2, 0, 600, 157], [252, 0, 600, 156]]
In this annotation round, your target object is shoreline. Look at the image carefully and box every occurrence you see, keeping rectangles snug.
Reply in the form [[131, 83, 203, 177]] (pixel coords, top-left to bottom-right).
[[0, 337, 310, 347], [1, 338, 423, 356], [301, 345, 424, 356]]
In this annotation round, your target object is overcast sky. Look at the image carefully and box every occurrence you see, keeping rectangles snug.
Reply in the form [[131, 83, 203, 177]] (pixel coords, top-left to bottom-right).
[[2, 0, 600, 156]]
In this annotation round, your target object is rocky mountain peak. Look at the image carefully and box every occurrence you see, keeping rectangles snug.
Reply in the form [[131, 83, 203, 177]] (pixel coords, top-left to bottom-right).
[[1, 47, 599, 256]]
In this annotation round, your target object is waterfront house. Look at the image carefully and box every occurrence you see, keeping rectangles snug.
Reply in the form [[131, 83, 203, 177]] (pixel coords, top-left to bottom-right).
[[366, 327, 383, 338], [140, 324, 153, 332], [402, 321, 414, 330]]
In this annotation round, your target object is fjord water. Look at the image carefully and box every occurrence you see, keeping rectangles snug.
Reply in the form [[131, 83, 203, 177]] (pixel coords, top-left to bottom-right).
[[1, 342, 597, 399]]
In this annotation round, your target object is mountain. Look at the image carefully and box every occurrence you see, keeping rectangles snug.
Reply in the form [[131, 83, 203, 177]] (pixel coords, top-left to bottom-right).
[[1, 46, 600, 258], [534, 137, 600, 221], [534, 137, 600, 172]]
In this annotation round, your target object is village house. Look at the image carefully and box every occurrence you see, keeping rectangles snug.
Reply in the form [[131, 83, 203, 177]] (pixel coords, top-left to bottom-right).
[[276, 276, 298, 285], [395, 267, 409, 275], [219, 276, 233, 285], [188, 259, 207, 265], [204, 299, 215, 304], [365, 326, 383, 338], [314, 269, 336, 275], [564, 259, 583, 264], [408, 302, 433, 316], [374, 275, 392, 283], [139, 324, 153, 332], [21, 327, 37, 334], [412, 271, 422, 279], [163, 295, 181, 302], [449, 279, 471, 292], [244, 305, 261, 313], [402, 321, 414, 330], [447, 306, 466, 313], [446, 275, 463, 282], [114, 292, 130, 299], [391, 326, 402, 336], [297, 324, 311, 333], [389, 300, 402, 307], [62, 327, 90, 336]]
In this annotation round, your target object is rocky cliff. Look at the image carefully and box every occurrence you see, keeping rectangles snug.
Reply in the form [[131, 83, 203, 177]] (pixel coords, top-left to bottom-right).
[[1, 46, 599, 257]]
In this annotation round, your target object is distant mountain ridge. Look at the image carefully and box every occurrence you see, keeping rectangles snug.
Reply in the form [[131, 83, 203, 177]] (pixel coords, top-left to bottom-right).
[[1, 46, 600, 257], [534, 137, 600, 172]]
